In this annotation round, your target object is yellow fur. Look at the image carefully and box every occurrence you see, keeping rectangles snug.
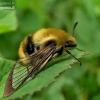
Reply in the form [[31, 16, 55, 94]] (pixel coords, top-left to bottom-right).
[[18, 28, 76, 58], [32, 28, 76, 50]]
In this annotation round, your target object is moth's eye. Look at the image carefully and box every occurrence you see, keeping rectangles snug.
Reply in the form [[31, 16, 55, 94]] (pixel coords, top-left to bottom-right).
[[65, 40, 77, 48], [66, 41, 73, 45]]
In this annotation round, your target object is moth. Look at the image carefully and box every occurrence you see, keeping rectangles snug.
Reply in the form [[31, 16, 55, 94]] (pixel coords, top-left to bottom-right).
[[4, 22, 82, 97]]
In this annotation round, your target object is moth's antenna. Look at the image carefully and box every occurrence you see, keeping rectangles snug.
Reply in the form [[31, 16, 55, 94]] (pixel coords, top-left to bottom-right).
[[72, 22, 78, 36]]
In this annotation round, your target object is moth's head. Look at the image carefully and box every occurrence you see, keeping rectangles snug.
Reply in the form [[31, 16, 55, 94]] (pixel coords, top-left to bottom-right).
[[64, 36, 77, 50], [64, 22, 78, 50]]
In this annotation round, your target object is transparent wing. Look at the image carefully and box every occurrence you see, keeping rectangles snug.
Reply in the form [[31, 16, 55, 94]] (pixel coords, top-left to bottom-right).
[[4, 44, 56, 97]]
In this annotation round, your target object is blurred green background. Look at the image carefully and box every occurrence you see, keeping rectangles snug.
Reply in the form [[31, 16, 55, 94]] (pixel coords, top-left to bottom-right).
[[0, 0, 100, 100]]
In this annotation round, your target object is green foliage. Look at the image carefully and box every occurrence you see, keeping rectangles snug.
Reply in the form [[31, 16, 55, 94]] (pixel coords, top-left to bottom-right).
[[0, 10, 17, 34], [0, 0, 100, 100], [0, 50, 86, 100]]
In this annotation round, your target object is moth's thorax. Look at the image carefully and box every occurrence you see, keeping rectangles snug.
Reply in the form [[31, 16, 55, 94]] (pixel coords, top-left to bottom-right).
[[18, 28, 77, 59], [33, 28, 71, 48]]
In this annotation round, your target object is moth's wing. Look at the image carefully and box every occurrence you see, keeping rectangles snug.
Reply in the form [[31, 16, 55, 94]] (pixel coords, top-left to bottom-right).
[[3, 44, 56, 97]]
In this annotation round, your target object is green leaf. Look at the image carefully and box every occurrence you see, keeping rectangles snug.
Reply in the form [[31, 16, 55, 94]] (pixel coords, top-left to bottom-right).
[[0, 10, 18, 34], [0, 50, 87, 100], [0, 58, 14, 99], [0, 58, 14, 81]]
